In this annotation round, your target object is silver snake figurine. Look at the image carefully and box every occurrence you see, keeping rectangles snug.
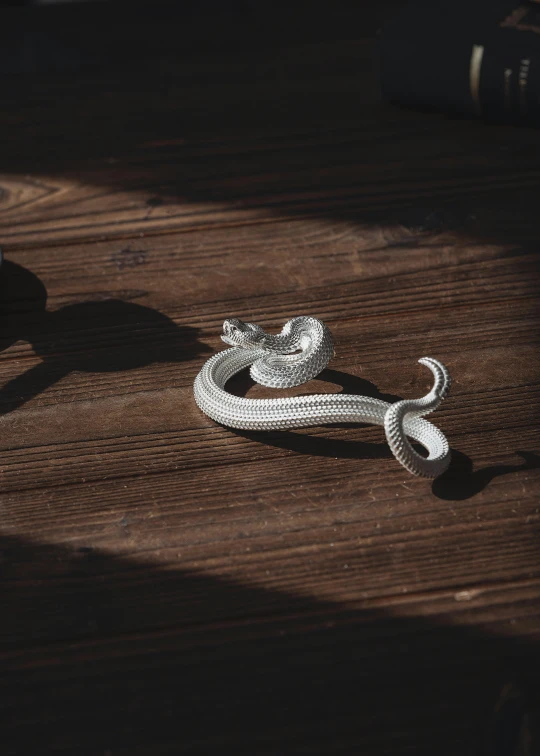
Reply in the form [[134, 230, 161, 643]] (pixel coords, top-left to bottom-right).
[[194, 316, 451, 478]]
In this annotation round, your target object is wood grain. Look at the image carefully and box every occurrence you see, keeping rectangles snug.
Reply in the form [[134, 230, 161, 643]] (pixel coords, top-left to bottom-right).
[[1, 2, 539, 754]]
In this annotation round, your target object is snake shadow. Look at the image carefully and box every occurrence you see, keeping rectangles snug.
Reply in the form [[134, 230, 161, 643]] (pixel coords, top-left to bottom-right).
[[229, 368, 540, 501], [432, 449, 540, 501], [229, 366, 400, 462], [0, 259, 209, 416]]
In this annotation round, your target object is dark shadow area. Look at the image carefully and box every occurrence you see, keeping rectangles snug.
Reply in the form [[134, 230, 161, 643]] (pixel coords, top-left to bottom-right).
[[432, 449, 540, 501], [1, 531, 538, 755], [232, 425, 396, 463], [0, 0, 539, 253], [0, 260, 208, 414]]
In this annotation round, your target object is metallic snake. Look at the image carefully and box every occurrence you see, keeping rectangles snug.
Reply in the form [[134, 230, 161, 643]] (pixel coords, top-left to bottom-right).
[[194, 316, 451, 478]]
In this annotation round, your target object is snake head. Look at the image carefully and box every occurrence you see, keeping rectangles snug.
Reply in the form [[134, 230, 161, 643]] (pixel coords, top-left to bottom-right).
[[222, 318, 266, 347]]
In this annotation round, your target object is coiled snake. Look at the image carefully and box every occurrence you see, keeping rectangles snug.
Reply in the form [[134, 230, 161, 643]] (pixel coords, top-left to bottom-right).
[[194, 316, 451, 478]]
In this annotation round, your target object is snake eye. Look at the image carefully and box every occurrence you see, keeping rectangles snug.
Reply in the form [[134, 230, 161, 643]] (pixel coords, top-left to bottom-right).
[[223, 318, 245, 337], [222, 319, 243, 345]]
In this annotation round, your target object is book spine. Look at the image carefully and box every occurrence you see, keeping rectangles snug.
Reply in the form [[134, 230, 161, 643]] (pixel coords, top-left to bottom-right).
[[471, 42, 540, 121], [378, 1, 540, 124]]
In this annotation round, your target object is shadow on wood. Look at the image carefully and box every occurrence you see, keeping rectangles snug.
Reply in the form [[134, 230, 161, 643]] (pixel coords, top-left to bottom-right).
[[1, 531, 539, 755], [1, 3, 540, 252], [432, 450, 540, 502], [0, 260, 209, 415]]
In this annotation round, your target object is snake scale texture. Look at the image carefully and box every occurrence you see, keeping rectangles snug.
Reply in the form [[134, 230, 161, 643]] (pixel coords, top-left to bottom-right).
[[194, 316, 451, 478]]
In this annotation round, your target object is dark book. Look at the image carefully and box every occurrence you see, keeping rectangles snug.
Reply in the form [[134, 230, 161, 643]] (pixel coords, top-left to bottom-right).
[[378, 0, 540, 123]]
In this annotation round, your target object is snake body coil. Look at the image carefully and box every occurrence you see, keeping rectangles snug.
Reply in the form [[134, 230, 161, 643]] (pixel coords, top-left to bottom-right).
[[194, 316, 451, 478]]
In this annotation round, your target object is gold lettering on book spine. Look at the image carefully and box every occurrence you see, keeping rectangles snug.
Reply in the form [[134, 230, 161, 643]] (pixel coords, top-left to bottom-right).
[[519, 58, 531, 114], [470, 45, 485, 114], [504, 68, 513, 111]]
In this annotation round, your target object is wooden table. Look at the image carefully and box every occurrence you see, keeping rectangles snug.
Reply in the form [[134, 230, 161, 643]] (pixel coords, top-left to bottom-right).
[[2, 3, 539, 754]]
